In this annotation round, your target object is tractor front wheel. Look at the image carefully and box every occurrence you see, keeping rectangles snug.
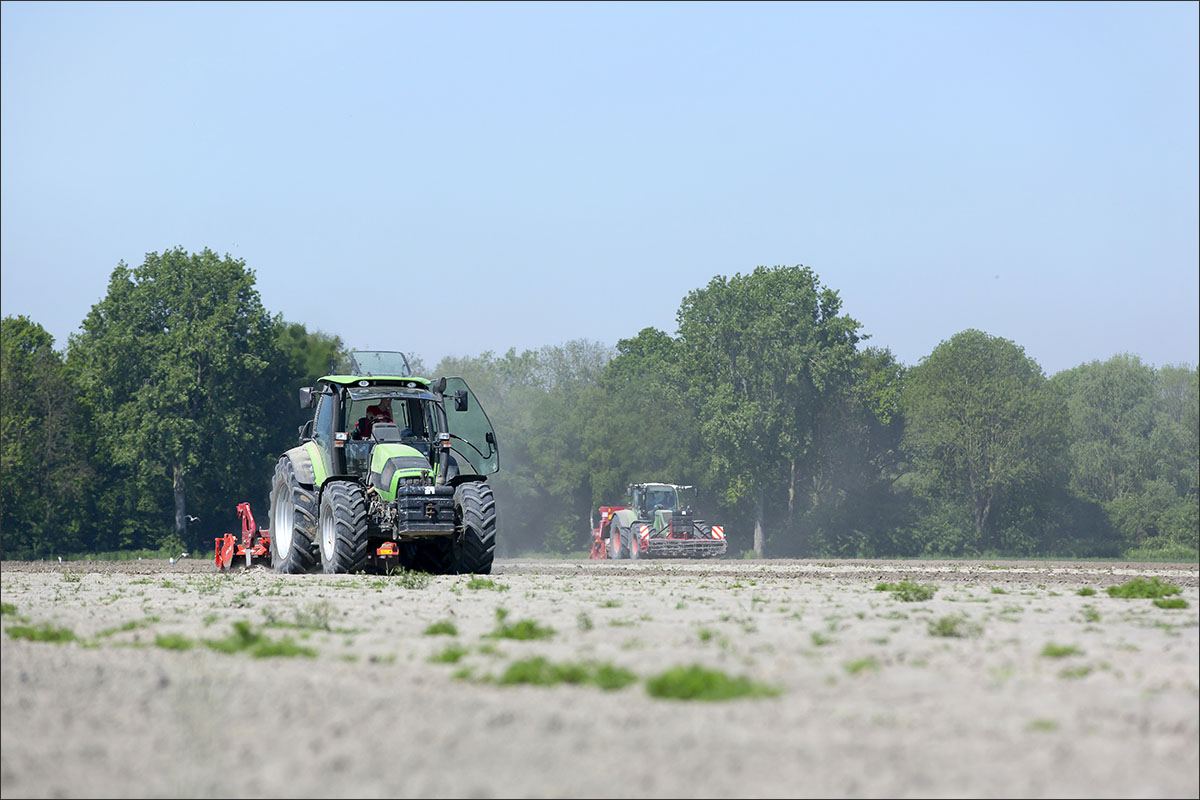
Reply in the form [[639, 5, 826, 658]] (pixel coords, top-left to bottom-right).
[[270, 457, 318, 573], [451, 482, 497, 575], [609, 526, 626, 559], [319, 482, 369, 574]]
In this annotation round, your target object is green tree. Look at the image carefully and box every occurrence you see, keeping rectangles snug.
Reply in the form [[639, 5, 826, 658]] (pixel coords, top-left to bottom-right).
[[797, 346, 913, 557], [676, 265, 863, 556], [901, 329, 1066, 554], [67, 247, 282, 552], [584, 327, 702, 510], [1053, 356, 1198, 558], [0, 316, 91, 558]]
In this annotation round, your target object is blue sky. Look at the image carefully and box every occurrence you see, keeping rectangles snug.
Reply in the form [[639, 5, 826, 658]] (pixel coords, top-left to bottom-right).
[[2, 1, 1197, 376]]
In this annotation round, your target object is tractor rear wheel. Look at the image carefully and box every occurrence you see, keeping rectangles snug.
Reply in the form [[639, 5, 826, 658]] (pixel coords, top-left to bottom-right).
[[270, 457, 318, 573], [319, 482, 370, 574], [450, 482, 497, 574]]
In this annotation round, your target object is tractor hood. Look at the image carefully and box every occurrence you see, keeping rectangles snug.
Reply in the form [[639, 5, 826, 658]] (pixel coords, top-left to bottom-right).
[[368, 443, 435, 500]]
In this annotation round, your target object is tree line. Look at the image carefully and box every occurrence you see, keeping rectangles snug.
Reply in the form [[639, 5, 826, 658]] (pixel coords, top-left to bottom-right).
[[2, 249, 1196, 561]]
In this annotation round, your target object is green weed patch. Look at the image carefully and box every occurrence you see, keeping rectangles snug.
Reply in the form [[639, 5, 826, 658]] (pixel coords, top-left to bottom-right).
[[0, 602, 17, 616], [424, 620, 459, 636], [205, 621, 316, 659], [429, 644, 469, 663], [154, 634, 195, 651], [487, 608, 554, 641], [1106, 578, 1181, 599], [844, 657, 881, 675], [466, 578, 508, 591], [645, 664, 781, 701], [875, 581, 937, 602], [1152, 597, 1189, 609], [928, 615, 983, 638], [497, 657, 637, 691], [1040, 642, 1081, 658], [6, 623, 77, 643], [1076, 587, 1097, 596], [95, 616, 161, 638]]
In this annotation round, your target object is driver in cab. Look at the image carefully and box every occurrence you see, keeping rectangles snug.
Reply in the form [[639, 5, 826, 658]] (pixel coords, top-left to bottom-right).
[[352, 400, 393, 440]]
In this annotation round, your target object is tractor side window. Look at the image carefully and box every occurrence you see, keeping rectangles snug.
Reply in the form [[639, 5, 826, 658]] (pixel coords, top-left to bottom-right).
[[313, 393, 332, 445], [312, 393, 334, 479]]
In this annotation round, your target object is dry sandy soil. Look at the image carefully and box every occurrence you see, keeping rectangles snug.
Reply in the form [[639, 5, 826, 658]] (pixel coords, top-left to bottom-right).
[[2, 557, 1197, 798]]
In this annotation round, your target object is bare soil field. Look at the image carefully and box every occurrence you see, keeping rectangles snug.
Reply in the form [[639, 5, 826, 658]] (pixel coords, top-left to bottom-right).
[[2, 557, 1197, 799]]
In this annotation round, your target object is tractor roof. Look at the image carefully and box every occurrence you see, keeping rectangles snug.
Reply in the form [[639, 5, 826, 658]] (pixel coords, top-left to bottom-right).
[[319, 374, 432, 387]]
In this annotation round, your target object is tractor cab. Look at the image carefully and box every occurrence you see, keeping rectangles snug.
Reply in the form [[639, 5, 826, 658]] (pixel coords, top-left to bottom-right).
[[300, 368, 499, 489], [632, 483, 680, 517]]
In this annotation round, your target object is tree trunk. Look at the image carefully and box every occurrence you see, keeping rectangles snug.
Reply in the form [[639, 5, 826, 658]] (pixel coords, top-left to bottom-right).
[[173, 461, 187, 544], [787, 458, 796, 523], [753, 493, 765, 557]]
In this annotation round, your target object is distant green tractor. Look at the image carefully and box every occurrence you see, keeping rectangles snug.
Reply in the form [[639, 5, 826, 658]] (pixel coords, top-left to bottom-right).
[[591, 482, 727, 559], [269, 351, 500, 575]]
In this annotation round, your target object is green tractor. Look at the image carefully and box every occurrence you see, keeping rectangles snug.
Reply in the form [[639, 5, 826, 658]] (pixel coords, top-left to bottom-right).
[[269, 351, 500, 575], [592, 482, 727, 559]]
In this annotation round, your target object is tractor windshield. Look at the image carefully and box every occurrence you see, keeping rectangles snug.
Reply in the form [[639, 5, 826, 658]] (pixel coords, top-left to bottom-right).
[[344, 388, 439, 447], [642, 485, 678, 514]]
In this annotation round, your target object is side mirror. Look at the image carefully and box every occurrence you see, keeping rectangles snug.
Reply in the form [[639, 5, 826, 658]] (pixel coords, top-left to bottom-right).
[[431, 377, 447, 395], [454, 390, 469, 412], [299, 386, 315, 409]]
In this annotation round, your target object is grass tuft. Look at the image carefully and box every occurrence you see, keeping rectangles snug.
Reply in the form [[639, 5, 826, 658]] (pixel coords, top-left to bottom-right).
[[645, 664, 781, 701], [154, 633, 194, 651], [487, 608, 554, 641], [466, 578, 509, 591], [1076, 587, 1097, 596], [1040, 642, 1082, 658], [844, 657, 881, 675], [424, 620, 459, 636], [204, 621, 316, 658], [1152, 597, 1189, 609], [429, 644, 469, 663], [928, 615, 983, 638], [874, 581, 937, 602]]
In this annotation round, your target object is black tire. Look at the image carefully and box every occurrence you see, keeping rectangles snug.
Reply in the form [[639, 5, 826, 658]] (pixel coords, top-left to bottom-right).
[[629, 526, 641, 560], [450, 482, 497, 575], [270, 457, 318, 573], [609, 525, 626, 559], [318, 482, 370, 574]]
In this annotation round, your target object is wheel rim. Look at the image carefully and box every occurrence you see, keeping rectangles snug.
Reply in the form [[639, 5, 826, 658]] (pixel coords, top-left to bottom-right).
[[320, 504, 336, 564], [610, 529, 621, 559], [274, 486, 294, 556]]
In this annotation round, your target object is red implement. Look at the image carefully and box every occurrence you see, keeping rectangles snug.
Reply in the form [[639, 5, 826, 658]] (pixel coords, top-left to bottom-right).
[[213, 502, 272, 570]]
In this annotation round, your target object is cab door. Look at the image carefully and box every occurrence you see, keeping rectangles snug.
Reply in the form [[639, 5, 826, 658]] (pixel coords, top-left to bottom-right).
[[443, 377, 499, 476]]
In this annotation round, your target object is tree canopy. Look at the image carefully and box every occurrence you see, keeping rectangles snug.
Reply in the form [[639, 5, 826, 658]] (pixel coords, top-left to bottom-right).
[[2, 254, 1195, 562]]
